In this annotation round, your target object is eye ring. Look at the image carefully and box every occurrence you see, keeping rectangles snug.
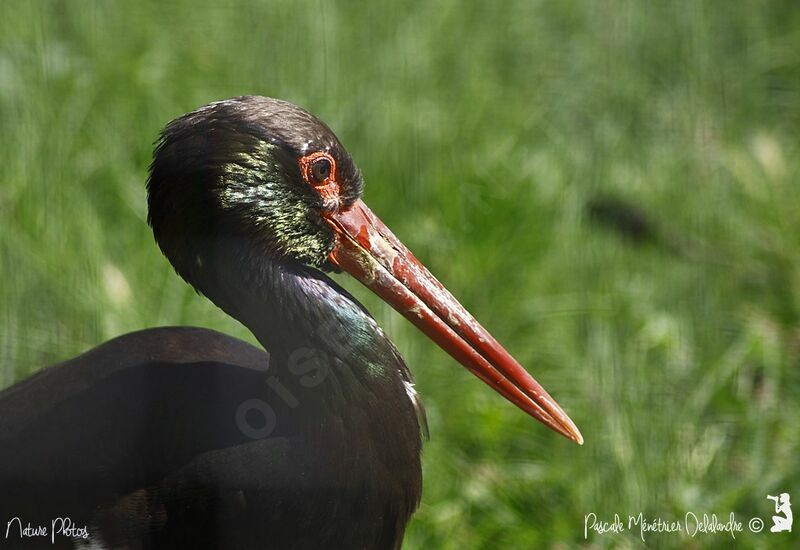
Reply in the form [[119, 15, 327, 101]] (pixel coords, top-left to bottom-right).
[[299, 152, 336, 186]]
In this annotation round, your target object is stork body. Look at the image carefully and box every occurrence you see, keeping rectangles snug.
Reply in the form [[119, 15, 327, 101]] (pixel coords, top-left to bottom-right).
[[0, 97, 580, 549]]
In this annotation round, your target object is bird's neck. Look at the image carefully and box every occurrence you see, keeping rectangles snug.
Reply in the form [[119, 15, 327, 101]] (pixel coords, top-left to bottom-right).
[[210, 251, 381, 365], [199, 242, 418, 431]]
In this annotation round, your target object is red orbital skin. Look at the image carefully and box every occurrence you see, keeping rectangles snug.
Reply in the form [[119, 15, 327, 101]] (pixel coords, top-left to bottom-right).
[[298, 151, 341, 211]]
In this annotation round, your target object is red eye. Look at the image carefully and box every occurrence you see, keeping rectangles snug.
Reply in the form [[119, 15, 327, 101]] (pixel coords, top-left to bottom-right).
[[299, 152, 336, 186]]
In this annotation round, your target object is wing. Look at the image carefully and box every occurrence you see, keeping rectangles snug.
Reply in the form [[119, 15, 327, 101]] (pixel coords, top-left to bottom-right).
[[0, 327, 315, 543]]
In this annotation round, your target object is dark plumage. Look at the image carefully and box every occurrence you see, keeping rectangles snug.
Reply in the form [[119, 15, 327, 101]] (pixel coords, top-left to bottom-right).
[[1, 96, 581, 549], [2, 97, 420, 549]]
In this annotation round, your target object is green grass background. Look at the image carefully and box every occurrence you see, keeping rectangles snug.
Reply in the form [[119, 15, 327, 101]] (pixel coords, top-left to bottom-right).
[[1, 1, 798, 548]]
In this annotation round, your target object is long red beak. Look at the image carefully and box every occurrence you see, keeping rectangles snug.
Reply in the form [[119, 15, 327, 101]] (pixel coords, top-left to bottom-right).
[[324, 199, 583, 444]]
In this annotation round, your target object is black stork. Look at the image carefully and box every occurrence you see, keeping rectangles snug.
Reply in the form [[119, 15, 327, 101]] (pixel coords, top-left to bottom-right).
[[0, 96, 582, 549]]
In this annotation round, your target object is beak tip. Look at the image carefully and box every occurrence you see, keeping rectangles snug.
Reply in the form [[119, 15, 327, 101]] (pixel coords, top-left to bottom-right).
[[551, 409, 584, 445], [563, 417, 584, 445]]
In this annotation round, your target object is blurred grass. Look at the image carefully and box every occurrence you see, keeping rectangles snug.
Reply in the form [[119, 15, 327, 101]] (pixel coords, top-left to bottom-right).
[[1, 0, 799, 547]]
